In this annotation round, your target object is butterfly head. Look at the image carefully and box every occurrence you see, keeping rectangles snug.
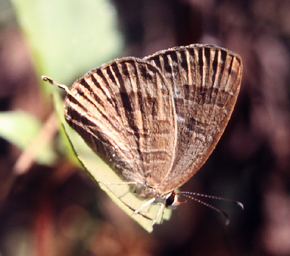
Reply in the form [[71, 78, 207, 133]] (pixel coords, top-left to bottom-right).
[[165, 190, 187, 209]]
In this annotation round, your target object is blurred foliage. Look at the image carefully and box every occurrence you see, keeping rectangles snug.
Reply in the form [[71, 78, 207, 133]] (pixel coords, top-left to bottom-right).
[[11, 0, 123, 93], [0, 110, 56, 165]]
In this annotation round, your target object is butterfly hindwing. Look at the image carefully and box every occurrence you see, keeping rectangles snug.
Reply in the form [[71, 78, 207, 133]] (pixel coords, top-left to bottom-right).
[[145, 44, 242, 193]]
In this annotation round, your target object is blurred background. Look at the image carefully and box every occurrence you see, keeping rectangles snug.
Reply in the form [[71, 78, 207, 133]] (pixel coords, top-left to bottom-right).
[[0, 0, 290, 255]]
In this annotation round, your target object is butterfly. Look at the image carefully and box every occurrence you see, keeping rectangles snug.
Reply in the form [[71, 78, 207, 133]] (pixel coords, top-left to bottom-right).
[[43, 44, 243, 229]]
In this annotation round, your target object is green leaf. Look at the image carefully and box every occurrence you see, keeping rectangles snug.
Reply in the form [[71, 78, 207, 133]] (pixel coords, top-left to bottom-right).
[[11, 0, 123, 95], [0, 111, 57, 165]]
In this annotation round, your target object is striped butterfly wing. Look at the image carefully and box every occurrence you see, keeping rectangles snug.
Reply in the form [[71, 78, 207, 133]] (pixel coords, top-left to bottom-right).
[[64, 58, 177, 191], [145, 44, 242, 193]]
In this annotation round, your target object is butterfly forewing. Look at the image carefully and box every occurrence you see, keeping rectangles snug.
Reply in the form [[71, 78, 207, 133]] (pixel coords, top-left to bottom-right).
[[64, 58, 177, 194], [145, 44, 242, 193]]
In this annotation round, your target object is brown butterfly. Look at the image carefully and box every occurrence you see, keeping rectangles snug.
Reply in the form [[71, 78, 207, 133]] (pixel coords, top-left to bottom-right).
[[43, 44, 243, 226]]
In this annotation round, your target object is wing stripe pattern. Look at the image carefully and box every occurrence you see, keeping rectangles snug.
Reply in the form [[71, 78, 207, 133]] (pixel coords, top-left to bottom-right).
[[65, 58, 177, 191], [145, 45, 242, 193]]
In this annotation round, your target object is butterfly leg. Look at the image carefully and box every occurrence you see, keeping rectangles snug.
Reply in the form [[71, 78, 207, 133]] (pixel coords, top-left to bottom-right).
[[133, 198, 156, 215], [152, 203, 165, 226]]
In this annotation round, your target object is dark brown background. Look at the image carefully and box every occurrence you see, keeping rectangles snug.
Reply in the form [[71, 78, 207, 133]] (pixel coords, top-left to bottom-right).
[[1, 0, 290, 255]]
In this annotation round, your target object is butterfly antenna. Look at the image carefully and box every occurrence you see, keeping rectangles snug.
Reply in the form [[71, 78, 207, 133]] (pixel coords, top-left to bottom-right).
[[179, 191, 244, 210], [41, 76, 70, 93], [178, 192, 243, 225]]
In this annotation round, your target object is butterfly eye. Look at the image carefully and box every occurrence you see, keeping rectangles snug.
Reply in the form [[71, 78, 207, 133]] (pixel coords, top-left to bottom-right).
[[165, 192, 176, 207]]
